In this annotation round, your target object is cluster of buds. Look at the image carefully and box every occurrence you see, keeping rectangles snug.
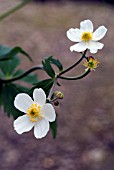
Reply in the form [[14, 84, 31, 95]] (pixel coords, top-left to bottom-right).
[[54, 91, 64, 99], [53, 91, 64, 106]]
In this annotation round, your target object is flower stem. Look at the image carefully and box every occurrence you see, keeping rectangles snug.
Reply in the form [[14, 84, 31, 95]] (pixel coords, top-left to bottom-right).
[[0, 65, 44, 83], [58, 69, 90, 80], [0, 0, 32, 22], [47, 50, 88, 101], [59, 49, 87, 76], [47, 76, 58, 100]]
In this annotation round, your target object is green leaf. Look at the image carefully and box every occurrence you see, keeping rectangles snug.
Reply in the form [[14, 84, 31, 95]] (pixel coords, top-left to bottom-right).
[[29, 78, 54, 97], [42, 56, 55, 78], [0, 45, 34, 81], [13, 69, 38, 84], [0, 83, 28, 119], [0, 45, 11, 58], [0, 45, 20, 76], [0, 46, 32, 62], [0, 70, 5, 78], [42, 56, 63, 78], [0, 57, 20, 76], [50, 118, 57, 139], [51, 58, 63, 72], [0, 83, 3, 106]]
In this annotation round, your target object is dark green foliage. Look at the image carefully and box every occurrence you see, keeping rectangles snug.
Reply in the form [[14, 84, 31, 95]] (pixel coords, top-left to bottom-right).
[[42, 56, 55, 78], [0, 46, 20, 76], [50, 118, 57, 139], [0, 45, 32, 62], [42, 56, 63, 78], [0, 45, 38, 118], [51, 57, 63, 72], [13, 69, 38, 84], [0, 56, 20, 77], [0, 83, 27, 119], [0, 45, 38, 84], [0, 46, 58, 138]]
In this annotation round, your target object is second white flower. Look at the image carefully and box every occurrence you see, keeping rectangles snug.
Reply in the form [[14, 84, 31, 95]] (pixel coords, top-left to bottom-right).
[[67, 19, 107, 54], [14, 88, 56, 139]]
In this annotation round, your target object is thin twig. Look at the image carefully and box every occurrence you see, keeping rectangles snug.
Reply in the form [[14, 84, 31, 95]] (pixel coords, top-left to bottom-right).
[[47, 76, 58, 100], [0, 0, 32, 21], [59, 49, 87, 76], [58, 69, 90, 80], [0, 65, 44, 83]]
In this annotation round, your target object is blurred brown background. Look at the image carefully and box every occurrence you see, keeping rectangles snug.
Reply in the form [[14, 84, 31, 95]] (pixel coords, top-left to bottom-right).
[[0, 0, 114, 170]]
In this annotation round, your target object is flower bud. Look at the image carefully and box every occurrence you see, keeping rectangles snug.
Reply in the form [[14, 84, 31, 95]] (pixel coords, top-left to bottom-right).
[[54, 91, 64, 99], [54, 100, 59, 106]]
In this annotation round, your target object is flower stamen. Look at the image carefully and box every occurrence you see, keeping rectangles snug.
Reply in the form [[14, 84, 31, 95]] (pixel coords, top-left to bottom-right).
[[83, 56, 99, 71], [27, 103, 42, 122], [81, 32, 93, 42]]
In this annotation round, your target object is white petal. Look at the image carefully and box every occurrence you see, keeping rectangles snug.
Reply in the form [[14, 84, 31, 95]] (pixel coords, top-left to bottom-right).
[[42, 103, 56, 122], [80, 20, 93, 32], [33, 88, 46, 106], [34, 118, 49, 139], [88, 41, 104, 54], [90, 48, 98, 54], [70, 42, 87, 52], [67, 28, 81, 42], [88, 40, 104, 49], [14, 93, 33, 113], [93, 26, 107, 41], [14, 115, 35, 134]]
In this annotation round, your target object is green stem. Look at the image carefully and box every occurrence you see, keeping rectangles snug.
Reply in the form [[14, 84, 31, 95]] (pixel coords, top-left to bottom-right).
[[58, 69, 90, 80], [0, 65, 44, 83], [59, 49, 87, 76], [47, 50, 88, 101], [47, 76, 58, 100], [0, 0, 32, 21], [49, 97, 58, 104]]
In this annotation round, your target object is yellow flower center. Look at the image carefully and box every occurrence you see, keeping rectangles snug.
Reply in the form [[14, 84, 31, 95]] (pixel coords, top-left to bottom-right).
[[27, 103, 42, 122], [81, 32, 93, 42], [83, 57, 99, 70], [88, 61, 94, 68]]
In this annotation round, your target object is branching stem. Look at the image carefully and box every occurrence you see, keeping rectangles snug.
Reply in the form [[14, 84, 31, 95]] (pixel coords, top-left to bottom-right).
[[58, 69, 90, 80], [0, 0, 32, 21], [47, 50, 88, 100], [59, 49, 87, 76], [47, 76, 58, 100], [0, 65, 44, 83]]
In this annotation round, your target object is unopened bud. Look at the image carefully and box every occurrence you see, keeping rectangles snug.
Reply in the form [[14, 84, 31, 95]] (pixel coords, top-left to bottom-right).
[[54, 91, 64, 99], [54, 100, 59, 106]]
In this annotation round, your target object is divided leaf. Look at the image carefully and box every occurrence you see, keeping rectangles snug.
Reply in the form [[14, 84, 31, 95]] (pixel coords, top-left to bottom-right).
[[0, 83, 28, 119], [0, 56, 20, 76], [0, 46, 32, 62], [42, 56, 63, 78], [42, 56, 55, 78], [0, 45, 38, 84], [51, 58, 63, 72]]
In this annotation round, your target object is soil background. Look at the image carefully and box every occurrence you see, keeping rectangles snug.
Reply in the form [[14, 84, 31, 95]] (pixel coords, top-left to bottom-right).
[[0, 1, 114, 170]]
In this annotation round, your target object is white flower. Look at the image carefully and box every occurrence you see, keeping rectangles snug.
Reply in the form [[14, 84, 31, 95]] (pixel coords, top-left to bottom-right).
[[14, 88, 56, 139], [67, 19, 107, 53]]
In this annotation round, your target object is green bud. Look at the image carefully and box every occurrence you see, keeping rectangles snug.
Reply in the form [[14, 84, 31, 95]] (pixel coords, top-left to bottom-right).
[[54, 91, 64, 99]]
